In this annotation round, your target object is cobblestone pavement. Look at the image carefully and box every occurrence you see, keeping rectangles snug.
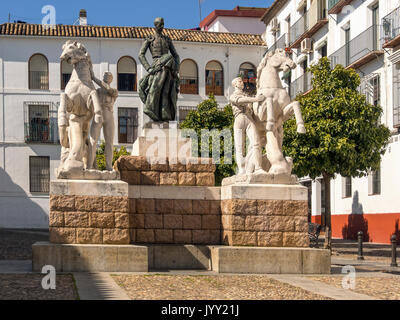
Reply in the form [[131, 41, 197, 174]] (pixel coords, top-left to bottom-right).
[[0, 229, 48, 260], [309, 273, 400, 300], [112, 274, 329, 300], [0, 274, 79, 300]]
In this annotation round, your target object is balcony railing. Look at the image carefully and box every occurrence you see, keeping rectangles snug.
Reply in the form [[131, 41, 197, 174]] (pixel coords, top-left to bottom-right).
[[29, 71, 49, 90], [180, 77, 199, 95], [289, 72, 312, 99], [329, 25, 383, 69], [289, 0, 328, 48], [328, 0, 354, 14], [382, 6, 400, 48], [328, 0, 340, 11], [267, 34, 287, 53], [24, 102, 59, 144]]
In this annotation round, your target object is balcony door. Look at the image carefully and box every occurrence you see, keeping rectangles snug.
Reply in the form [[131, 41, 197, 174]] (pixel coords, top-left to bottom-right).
[[372, 5, 379, 51], [345, 28, 351, 66]]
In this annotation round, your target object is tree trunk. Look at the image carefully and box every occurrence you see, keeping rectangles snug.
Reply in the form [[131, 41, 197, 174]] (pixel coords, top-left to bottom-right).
[[322, 172, 332, 250]]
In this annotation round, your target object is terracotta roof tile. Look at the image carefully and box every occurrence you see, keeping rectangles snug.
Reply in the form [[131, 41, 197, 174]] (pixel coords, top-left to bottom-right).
[[0, 23, 265, 46]]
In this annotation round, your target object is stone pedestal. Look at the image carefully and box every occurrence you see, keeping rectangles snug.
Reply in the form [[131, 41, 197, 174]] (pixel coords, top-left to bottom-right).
[[221, 182, 309, 247], [49, 180, 131, 245]]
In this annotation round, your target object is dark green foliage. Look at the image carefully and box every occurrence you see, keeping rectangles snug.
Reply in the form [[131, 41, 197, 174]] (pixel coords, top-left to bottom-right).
[[180, 94, 236, 185], [96, 141, 130, 171]]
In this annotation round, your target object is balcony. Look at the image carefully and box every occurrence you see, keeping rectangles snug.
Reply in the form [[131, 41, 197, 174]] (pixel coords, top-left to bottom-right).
[[382, 6, 400, 48], [328, 0, 354, 14], [24, 102, 59, 144], [289, 0, 328, 49], [329, 25, 384, 70], [180, 77, 198, 95], [289, 72, 312, 99], [267, 34, 287, 53]]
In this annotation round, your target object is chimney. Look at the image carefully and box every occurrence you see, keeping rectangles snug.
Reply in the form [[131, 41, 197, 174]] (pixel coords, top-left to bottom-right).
[[79, 9, 87, 26]]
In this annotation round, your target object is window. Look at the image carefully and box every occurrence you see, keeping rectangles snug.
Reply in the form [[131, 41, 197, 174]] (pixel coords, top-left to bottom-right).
[[239, 62, 257, 95], [24, 102, 58, 144], [319, 43, 327, 57], [205, 61, 224, 96], [178, 106, 197, 123], [342, 176, 352, 198], [393, 63, 400, 128], [29, 156, 50, 193], [117, 57, 137, 92], [179, 59, 198, 94], [29, 54, 49, 90], [61, 60, 73, 90], [361, 74, 380, 107], [118, 108, 138, 144], [369, 168, 381, 195]]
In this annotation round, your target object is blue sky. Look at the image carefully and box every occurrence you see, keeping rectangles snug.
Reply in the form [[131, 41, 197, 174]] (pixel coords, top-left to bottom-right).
[[0, 0, 273, 29]]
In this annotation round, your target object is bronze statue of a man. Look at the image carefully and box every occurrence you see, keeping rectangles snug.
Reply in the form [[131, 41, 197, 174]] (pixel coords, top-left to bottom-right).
[[139, 17, 180, 122]]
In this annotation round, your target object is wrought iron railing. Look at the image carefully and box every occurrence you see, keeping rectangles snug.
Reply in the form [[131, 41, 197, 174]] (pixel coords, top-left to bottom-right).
[[289, 72, 312, 99], [289, 0, 327, 46], [180, 77, 199, 95], [329, 25, 381, 69], [382, 6, 400, 45], [24, 102, 59, 144], [29, 71, 49, 90], [267, 34, 287, 53]]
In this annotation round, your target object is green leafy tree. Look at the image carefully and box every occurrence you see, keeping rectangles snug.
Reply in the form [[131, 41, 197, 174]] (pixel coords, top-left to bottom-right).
[[96, 141, 130, 171], [180, 94, 235, 185], [283, 57, 391, 247]]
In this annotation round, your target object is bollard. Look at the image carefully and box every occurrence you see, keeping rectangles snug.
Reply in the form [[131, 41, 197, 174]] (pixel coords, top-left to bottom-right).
[[391, 235, 398, 268], [357, 231, 364, 260]]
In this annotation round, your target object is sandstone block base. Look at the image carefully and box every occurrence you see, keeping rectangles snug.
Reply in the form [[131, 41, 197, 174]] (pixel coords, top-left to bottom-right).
[[210, 246, 331, 274]]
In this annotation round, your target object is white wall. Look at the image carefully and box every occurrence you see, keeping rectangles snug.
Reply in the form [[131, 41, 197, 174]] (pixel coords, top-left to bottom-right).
[[208, 16, 266, 35]]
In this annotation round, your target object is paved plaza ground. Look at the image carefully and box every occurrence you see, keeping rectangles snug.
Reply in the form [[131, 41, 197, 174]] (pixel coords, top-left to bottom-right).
[[0, 228, 399, 300]]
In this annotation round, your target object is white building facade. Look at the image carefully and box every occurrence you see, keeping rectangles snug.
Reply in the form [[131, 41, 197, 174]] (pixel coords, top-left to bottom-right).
[[0, 23, 265, 229], [262, 0, 400, 243]]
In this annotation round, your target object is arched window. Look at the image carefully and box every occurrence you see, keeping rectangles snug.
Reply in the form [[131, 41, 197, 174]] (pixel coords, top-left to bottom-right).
[[205, 61, 224, 96], [29, 54, 49, 90], [239, 62, 257, 94], [61, 60, 73, 90], [118, 56, 137, 92], [179, 59, 198, 94]]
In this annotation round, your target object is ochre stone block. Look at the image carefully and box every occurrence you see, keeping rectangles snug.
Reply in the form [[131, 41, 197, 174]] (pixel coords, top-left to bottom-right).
[[283, 200, 308, 216], [89, 212, 115, 228], [129, 199, 136, 213], [269, 216, 295, 232], [163, 215, 183, 229], [136, 199, 155, 214], [173, 230, 192, 244], [150, 158, 169, 172], [196, 173, 215, 186], [145, 214, 163, 229], [245, 215, 269, 232], [50, 195, 75, 211], [174, 199, 192, 214], [75, 196, 103, 212], [64, 212, 89, 228], [115, 156, 150, 171], [192, 200, 210, 215], [160, 172, 178, 185], [103, 197, 129, 213], [76, 228, 102, 244], [294, 216, 308, 232], [115, 213, 130, 229], [136, 229, 155, 243], [178, 172, 196, 186], [227, 199, 257, 215], [222, 230, 257, 246], [201, 215, 221, 230], [49, 227, 76, 244], [183, 215, 201, 229], [192, 230, 211, 244], [49, 211, 64, 227], [221, 200, 231, 215], [210, 201, 221, 215], [103, 229, 130, 244], [130, 229, 136, 243], [141, 171, 160, 185], [168, 161, 186, 172], [155, 199, 174, 214], [120, 171, 140, 185], [155, 229, 173, 243], [257, 200, 284, 215], [283, 232, 309, 247], [186, 158, 216, 172], [209, 230, 221, 244], [130, 214, 144, 228], [257, 232, 283, 247], [221, 215, 246, 231]]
